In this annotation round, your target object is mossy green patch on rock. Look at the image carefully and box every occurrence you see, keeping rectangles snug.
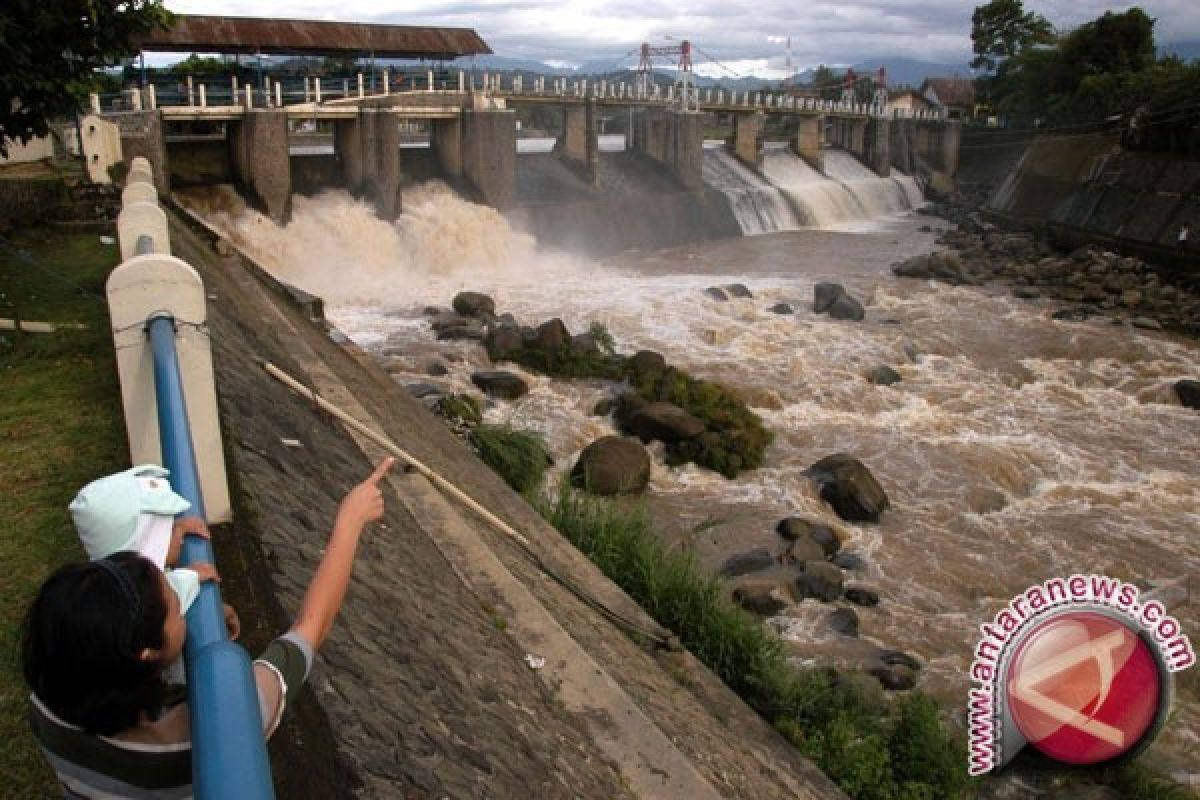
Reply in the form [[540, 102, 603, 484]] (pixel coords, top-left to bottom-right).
[[434, 393, 483, 426], [469, 425, 552, 494], [626, 364, 773, 478]]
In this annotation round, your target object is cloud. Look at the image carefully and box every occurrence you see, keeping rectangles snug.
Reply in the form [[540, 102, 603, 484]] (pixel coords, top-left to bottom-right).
[[165, 0, 1200, 68]]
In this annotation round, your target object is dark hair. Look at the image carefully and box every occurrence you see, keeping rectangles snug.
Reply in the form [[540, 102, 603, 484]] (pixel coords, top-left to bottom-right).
[[21, 552, 170, 735]]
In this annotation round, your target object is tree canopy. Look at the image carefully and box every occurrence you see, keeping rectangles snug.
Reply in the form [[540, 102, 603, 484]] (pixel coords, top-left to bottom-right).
[[970, 0, 1055, 74], [0, 0, 172, 154]]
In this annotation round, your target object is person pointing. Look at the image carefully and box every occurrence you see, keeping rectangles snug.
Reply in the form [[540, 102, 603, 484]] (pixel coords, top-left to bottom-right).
[[21, 457, 395, 799]]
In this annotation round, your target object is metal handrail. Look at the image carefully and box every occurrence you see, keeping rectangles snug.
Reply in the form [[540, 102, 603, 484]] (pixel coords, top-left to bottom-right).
[[147, 313, 274, 799]]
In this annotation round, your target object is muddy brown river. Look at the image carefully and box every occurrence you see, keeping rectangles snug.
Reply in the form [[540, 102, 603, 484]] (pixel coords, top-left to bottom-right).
[[188, 183, 1200, 791]]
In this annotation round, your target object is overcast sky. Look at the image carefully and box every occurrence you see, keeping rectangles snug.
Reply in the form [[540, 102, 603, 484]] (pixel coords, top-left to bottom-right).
[[165, 1, 1200, 76]]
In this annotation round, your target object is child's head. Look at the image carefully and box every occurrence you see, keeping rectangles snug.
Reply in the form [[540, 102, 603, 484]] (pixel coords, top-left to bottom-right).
[[69, 465, 190, 568], [22, 552, 186, 735]]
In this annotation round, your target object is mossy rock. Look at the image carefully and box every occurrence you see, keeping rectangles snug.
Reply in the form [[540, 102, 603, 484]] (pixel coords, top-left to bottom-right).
[[434, 393, 482, 426]]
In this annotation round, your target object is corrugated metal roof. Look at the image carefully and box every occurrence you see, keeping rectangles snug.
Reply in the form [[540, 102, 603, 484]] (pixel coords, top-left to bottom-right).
[[134, 15, 492, 59]]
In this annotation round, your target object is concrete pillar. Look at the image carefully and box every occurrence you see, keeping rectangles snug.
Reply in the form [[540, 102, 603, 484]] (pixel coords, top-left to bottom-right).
[[731, 111, 764, 168], [186, 76, 194, 107], [792, 115, 824, 173], [461, 110, 516, 209], [118, 111, 170, 195], [432, 117, 463, 177], [229, 109, 291, 224], [865, 117, 891, 177], [359, 110, 402, 220], [334, 115, 364, 188], [557, 100, 598, 184], [629, 109, 703, 192]]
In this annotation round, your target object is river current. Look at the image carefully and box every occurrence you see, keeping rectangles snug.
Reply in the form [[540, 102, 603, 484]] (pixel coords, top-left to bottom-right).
[[184, 176, 1200, 789]]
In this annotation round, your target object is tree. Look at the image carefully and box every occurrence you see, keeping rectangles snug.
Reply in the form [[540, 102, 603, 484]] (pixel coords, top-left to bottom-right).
[[1059, 8, 1155, 77], [0, 0, 173, 155], [970, 0, 1055, 74]]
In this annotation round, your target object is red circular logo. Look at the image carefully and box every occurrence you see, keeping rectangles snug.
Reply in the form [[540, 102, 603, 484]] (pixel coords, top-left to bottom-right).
[[1005, 611, 1161, 765]]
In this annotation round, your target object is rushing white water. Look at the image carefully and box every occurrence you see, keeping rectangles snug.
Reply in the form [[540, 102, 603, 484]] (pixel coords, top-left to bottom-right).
[[184, 183, 1200, 787], [704, 142, 925, 235], [701, 144, 800, 235]]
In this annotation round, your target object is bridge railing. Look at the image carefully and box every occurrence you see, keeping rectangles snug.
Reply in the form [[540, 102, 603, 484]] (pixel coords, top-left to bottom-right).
[[88, 70, 949, 122], [106, 159, 274, 799]]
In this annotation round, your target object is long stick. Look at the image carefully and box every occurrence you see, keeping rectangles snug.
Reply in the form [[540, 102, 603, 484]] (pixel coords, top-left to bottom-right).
[[263, 360, 532, 548]]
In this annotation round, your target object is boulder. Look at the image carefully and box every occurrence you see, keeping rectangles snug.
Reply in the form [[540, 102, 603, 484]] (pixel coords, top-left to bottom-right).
[[732, 585, 788, 617], [809, 524, 840, 557], [1175, 379, 1200, 410], [844, 587, 880, 607], [780, 536, 827, 565], [828, 607, 859, 637], [705, 287, 729, 302], [424, 359, 450, 377], [436, 320, 485, 341], [614, 391, 649, 427], [827, 292, 866, 322], [724, 283, 753, 298], [813, 282, 845, 313], [627, 402, 706, 443], [768, 303, 794, 315], [866, 366, 902, 386], [871, 664, 917, 691], [832, 552, 867, 571], [452, 291, 495, 317], [719, 549, 777, 578], [592, 397, 614, 417], [405, 383, 443, 399], [628, 350, 667, 378], [570, 333, 599, 354], [570, 436, 651, 496], [534, 318, 571, 351], [484, 326, 524, 361], [805, 454, 890, 523], [795, 561, 844, 602], [775, 517, 808, 541], [1132, 316, 1163, 331], [470, 371, 530, 400]]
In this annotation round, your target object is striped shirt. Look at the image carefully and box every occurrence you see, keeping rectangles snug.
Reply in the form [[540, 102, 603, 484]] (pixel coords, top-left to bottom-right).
[[28, 633, 312, 799]]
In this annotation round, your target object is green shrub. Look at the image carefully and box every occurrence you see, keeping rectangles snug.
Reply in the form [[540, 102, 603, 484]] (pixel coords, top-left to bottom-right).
[[469, 425, 551, 494], [537, 485, 971, 800]]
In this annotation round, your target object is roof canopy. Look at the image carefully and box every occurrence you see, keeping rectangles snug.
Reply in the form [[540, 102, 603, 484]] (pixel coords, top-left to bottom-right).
[[134, 15, 492, 59]]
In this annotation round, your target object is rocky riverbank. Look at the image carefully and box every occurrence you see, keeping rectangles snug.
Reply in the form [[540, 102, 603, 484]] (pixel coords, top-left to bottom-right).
[[897, 201, 1200, 335]]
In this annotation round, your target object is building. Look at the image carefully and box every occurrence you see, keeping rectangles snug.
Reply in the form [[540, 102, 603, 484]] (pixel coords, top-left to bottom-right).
[[885, 88, 930, 115], [919, 77, 975, 120]]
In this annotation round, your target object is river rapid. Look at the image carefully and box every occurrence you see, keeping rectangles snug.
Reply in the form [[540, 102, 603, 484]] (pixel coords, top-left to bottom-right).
[[184, 182, 1200, 789]]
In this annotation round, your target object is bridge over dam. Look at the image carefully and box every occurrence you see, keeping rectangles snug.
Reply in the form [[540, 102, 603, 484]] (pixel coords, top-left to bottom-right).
[[89, 77, 960, 240]]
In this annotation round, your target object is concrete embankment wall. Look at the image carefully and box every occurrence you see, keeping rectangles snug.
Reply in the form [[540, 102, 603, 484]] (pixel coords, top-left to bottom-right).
[[980, 130, 1200, 279], [166, 203, 844, 799]]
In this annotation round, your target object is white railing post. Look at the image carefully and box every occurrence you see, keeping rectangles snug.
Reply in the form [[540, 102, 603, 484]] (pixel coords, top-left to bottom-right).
[[315, 77, 322, 103], [357, 73, 364, 98], [186, 75, 194, 107], [89, 93, 101, 114], [199, 84, 207, 108]]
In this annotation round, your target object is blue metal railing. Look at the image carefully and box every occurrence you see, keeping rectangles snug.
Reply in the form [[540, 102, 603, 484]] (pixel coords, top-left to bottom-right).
[[148, 313, 274, 799]]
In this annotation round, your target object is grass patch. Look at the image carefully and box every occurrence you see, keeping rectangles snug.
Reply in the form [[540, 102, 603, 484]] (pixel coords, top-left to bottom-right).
[[469, 424, 552, 494], [0, 229, 128, 796], [537, 485, 970, 800]]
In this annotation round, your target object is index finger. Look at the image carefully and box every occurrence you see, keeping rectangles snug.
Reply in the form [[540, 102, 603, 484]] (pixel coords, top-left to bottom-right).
[[366, 456, 396, 485]]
